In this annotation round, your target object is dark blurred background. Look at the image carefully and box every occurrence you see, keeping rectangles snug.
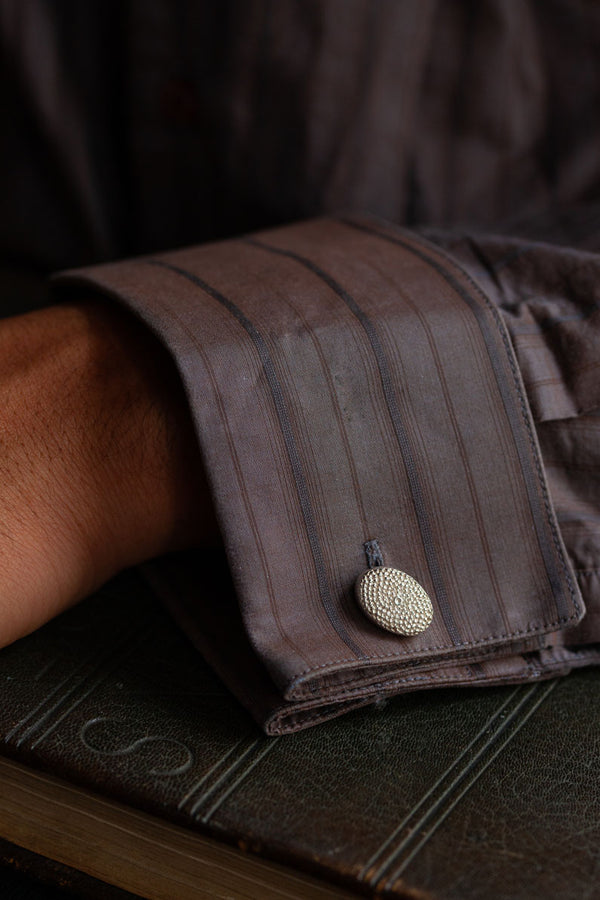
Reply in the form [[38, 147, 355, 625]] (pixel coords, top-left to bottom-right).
[[2, 0, 600, 318]]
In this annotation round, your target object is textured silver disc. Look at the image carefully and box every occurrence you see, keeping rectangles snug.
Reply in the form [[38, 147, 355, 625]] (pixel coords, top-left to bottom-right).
[[355, 567, 433, 636]]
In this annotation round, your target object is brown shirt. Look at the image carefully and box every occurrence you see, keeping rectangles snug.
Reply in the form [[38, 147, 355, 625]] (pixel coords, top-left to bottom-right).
[[3, 0, 600, 731]]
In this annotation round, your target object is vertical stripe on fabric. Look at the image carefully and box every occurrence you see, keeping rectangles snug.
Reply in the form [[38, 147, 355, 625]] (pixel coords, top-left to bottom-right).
[[338, 218, 579, 622], [146, 258, 365, 659], [244, 237, 463, 647]]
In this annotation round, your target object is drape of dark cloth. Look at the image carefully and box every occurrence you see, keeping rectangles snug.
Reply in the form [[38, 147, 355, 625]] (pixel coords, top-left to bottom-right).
[[2, 0, 600, 731]]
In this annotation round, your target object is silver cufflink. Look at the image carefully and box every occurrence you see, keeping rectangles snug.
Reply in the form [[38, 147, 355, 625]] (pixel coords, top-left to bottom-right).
[[355, 562, 433, 637]]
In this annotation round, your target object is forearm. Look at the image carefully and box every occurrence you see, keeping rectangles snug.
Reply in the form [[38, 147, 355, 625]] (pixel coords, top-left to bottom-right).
[[0, 299, 217, 646]]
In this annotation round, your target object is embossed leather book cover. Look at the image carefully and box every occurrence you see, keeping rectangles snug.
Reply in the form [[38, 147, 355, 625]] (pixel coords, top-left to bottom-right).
[[0, 562, 597, 900]]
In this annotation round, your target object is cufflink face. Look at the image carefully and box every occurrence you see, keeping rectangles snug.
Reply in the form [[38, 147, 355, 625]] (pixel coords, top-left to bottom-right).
[[355, 567, 433, 636]]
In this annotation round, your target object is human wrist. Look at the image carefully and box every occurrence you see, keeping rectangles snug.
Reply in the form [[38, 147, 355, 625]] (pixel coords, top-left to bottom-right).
[[0, 299, 216, 645]]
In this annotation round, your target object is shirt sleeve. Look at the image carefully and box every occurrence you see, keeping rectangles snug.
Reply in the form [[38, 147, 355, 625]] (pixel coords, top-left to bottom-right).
[[54, 214, 595, 734]]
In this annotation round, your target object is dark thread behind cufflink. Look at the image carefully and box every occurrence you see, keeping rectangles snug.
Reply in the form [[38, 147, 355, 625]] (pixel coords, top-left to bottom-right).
[[364, 540, 384, 569]]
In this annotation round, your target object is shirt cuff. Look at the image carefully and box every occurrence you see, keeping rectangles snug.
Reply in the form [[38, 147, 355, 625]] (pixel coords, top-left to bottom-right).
[[54, 215, 588, 733]]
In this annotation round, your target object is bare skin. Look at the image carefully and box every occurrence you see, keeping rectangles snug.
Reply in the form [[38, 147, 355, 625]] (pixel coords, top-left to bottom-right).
[[0, 299, 218, 647]]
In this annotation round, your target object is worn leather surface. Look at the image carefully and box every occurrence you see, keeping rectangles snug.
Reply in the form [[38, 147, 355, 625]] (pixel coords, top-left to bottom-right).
[[394, 671, 600, 900], [0, 568, 597, 899]]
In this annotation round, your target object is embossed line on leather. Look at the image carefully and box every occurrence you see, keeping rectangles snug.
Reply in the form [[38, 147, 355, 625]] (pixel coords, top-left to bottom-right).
[[244, 236, 462, 648], [0, 573, 284, 829], [147, 258, 365, 662], [338, 216, 580, 627], [177, 736, 280, 823], [4, 624, 153, 752], [190, 739, 280, 824], [362, 681, 557, 892], [176, 737, 258, 813]]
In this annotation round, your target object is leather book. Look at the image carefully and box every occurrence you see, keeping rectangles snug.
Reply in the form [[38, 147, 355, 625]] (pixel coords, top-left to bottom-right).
[[0, 558, 597, 899]]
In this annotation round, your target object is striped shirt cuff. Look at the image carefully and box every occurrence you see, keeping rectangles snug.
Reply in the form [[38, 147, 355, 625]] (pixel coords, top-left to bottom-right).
[[55, 216, 590, 733]]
